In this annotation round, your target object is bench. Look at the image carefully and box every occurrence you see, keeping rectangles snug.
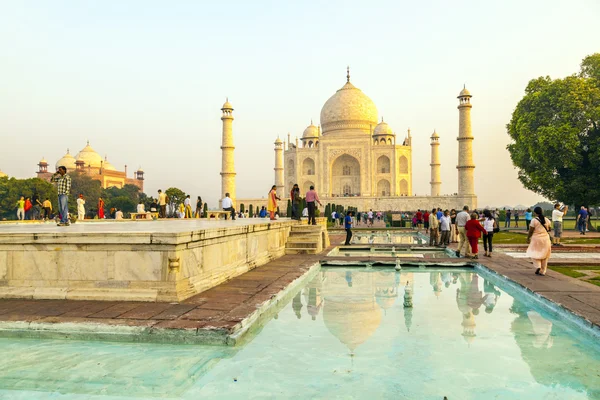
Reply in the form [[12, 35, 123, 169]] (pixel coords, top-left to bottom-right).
[[209, 211, 232, 220], [130, 212, 159, 220]]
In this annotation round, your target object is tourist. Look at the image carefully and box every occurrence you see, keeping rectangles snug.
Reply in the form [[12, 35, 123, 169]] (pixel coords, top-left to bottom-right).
[[195, 196, 203, 218], [440, 210, 451, 246], [184, 195, 192, 218], [411, 214, 418, 229], [150, 200, 158, 213], [356, 211, 361, 226], [305, 185, 322, 225], [527, 206, 552, 276], [267, 185, 281, 221], [576, 206, 588, 235], [51, 166, 71, 226], [222, 192, 236, 220], [514, 210, 520, 228], [158, 189, 167, 218], [524, 208, 533, 230], [424, 209, 430, 233], [32, 193, 42, 220], [178, 202, 185, 218], [344, 211, 353, 245], [290, 184, 301, 220], [436, 208, 443, 220], [24, 197, 32, 220], [338, 211, 345, 227], [552, 203, 568, 246], [428, 208, 439, 246], [505, 209, 512, 228], [115, 208, 124, 220], [42, 197, 52, 220], [302, 206, 308, 219], [77, 194, 85, 220], [455, 205, 472, 258], [137, 200, 145, 215], [482, 209, 497, 257], [416, 209, 423, 230], [367, 209, 374, 226], [465, 212, 486, 259], [98, 197, 105, 219], [15, 196, 25, 220], [331, 210, 337, 225], [259, 206, 267, 218], [450, 209, 458, 243]]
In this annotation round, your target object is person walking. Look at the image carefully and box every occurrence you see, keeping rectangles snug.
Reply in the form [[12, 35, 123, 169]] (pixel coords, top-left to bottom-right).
[[184, 195, 192, 218], [77, 194, 86, 220], [455, 205, 472, 258], [524, 208, 533, 230], [514, 211, 520, 228], [527, 207, 552, 276], [465, 212, 486, 259], [428, 208, 439, 246], [440, 210, 451, 246], [576, 206, 588, 235], [505, 209, 512, 228], [331, 210, 337, 225], [482, 209, 497, 257], [195, 196, 203, 218], [551, 203, 568, 246], [344, 211, 353, 245], [32, 193, 42, 220], [158, 190, 167, 218], [424, 209, 430, 234], [97, 197, 105, 219], [222, 192, 236, 220], [24, 197, 33, 220], [42, 197, 52, 220], [450, 209, 458, 243], [16, 196, 25, 220], [290, 184, 300, 220], [305, 185, 322, 225], [367, 209, 374, 227], [267, 185, 280, 221], [51, 166, 72, 226]]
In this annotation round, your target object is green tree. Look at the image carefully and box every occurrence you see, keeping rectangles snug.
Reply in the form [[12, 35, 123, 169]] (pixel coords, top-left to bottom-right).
[[203, 202, 208, 218], [69, 172, 102, 215], [0, 177, 57, 220], [240, 203, 245, 213], [324, 203, 331, 221], [507, 53, 600, 207], [165, 187, 187, 217], [249, 204, 254, 218]]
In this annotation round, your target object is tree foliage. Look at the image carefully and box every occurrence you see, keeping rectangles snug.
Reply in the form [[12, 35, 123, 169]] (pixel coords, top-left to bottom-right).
[[507, 53, 600, 206], [165, 187, 187, 217], [0, 177, 57, 220]]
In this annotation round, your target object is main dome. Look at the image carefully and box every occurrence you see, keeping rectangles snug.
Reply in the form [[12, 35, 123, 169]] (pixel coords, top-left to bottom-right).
[[75, 142, 103, 168], [320, 78, 378, 135]]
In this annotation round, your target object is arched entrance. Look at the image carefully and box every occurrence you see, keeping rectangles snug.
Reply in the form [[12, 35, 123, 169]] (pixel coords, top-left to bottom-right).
[[331, 154, 361, 197], [399, 179, 409, 195], [303, 158, 315, 176], [377, 179, 391, 196]]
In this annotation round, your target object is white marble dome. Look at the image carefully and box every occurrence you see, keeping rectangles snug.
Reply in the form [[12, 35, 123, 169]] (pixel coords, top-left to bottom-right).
[[55, 150, 77, 171], [75, 142, 103, 168], [320, 80, 378, 135], [373, 120, 393, 136], [302, 122, 319, 139]]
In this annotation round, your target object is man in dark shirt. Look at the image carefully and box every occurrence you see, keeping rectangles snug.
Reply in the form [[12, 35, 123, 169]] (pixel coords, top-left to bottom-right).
[[344, 211, 353, 245], [505, 210, 512, 228]]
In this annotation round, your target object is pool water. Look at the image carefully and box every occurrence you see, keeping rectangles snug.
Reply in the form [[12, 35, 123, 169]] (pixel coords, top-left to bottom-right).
[[350, 231, 427, 245], [0, 268, 598, 400], [328, 246, 454, 258]]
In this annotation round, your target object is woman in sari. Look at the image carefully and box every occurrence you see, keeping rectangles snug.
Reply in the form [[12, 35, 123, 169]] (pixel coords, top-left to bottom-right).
[[526, 206, 552, 276], [267, 185, 280, 220], [98, 197, 105, 219]]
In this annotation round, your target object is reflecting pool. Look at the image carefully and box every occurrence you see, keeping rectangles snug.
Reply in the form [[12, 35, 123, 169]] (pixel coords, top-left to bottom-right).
[[0, 268, 598, 400], [350, 231, 427, 245], [328, 246, 454, 258]]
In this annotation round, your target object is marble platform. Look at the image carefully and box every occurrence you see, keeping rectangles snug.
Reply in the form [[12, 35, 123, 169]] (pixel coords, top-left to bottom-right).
[[0, 219, 314, 302]]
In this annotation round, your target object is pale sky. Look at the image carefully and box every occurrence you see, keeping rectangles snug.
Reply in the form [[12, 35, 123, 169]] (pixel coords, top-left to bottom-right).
[[1, 0, 598, 208]]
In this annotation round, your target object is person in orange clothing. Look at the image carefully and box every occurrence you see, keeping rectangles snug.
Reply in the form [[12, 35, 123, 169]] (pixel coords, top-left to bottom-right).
[[98, 197, 105, 219], [267, 185, 281, 220], [465, 212, 486, 259]]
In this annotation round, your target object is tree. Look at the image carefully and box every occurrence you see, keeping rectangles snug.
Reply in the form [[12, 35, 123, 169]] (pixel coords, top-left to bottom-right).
[[240, 203, 245, 213], [70, 172, 103, 215], [165, 187, 187, 217], [324, 203, 331, 221], [203, 202, 208, 218], [249, 204, 254, 218], [0, 177, 57, 220], [286, 199, 291, 217], [507, 53, 600, 207]]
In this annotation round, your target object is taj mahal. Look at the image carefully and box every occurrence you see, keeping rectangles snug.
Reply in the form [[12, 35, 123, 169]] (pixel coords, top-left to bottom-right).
[[228, 69, 477, 211]]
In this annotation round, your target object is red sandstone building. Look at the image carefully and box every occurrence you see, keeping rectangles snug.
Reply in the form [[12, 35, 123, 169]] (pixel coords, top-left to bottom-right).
[[36, 142, 144, 191]]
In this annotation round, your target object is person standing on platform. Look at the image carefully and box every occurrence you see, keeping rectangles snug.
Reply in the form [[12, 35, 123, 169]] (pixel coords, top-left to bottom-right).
[[290, 184, 301, 220], [158, 190, 167, 218], [552, 203, 568, 246], [24, 197, 32, 220], [455, 205, 472, 258], [482, 209, 497, 257], [51, 166, 72, 226], [42, 198, 52, 220], [367, 209, 374, 227], [97, 197, 105, 219], [184, 195, 192, 218], [465, 213, 486, 259], [16, 196, 25, 220], [514, 211, 520, 228], [32, 193, 42, 220], [440, 210, 451, 246], [505, 209, 512, 228], [527, 207, 552, 276], [77, 194, 85, 220], [195, 196, 203, 218], [344, 211, 353, 245], [267, 185, 280, 221], [524, 208, 533, 230], [305, 185, 322, 225], [577, 206, 588, 235], [450, 209, 458, 243], [428, 208, 439, 246], [222, 192, 236, 220]]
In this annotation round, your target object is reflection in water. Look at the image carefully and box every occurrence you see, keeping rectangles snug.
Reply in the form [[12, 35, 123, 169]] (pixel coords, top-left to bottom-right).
[[292, 292, 303, 319], [352, 232, 427, 245]]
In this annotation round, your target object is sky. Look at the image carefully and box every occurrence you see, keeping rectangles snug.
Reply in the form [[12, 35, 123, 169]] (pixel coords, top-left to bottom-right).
[[1, 0, 598, 208]]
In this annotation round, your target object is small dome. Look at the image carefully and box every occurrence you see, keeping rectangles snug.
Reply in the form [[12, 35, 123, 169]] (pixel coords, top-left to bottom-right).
[[373, 119, 393, 136], [103, 157, 116, 171], [75, 142, 103, 168], [302, 122, 319, 139], [274, 137, 283, 144], [39, 157, 48, 164], [55, 149, 77, 170], [136, 166, 144, 173], [458, 86, 472, 97], [0, 169, 7, 178], [431, 130, 439, 139], [221, 99, 233, 110]]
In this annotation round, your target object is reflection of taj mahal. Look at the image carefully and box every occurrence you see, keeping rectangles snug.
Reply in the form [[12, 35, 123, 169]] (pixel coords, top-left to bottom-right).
[[230, 69, 477, 210]]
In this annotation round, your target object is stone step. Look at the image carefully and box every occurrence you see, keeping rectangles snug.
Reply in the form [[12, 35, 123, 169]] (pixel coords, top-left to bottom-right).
[[284, 247, 320, 255], [287, 236, 320, 243], [285, 241, 319, 249]]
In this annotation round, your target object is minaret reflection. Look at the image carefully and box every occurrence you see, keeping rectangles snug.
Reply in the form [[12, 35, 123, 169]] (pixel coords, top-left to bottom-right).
[[304, 273, 325, 321], [456, 272, 477, 344], [292, 292, 303, 319]]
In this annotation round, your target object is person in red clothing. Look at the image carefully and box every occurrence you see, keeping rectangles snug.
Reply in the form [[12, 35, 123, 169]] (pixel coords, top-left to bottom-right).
[[465, 212, 486, 259], [416, 209, 423, 230], [424, 210, 430, 233]]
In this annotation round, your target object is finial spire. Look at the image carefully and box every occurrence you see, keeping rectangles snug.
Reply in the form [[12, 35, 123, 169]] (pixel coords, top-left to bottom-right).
[[381, 116, 384, 123], [226, 96, 229, 102], [346, 66, 350, 83], [87, 140, 89, 145], [310, 119, 313, 125]]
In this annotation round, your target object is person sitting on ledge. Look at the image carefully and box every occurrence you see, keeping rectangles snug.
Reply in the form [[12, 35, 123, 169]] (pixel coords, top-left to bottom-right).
[[222, 192, 236, 220], [115, 208, 124, 220]]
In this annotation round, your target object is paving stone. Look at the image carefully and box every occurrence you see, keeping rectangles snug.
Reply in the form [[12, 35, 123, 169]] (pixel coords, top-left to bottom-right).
[[179, 308, 224, 321], [88, 303, 143, 318], [117, 303, 173, 320], [152, 304, 197, 320]]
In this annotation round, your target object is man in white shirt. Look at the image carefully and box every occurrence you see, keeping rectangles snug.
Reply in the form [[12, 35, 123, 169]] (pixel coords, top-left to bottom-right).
[[76, 194, 85, 220], [331, 211, 337, 226], [184, 195, 192, 218], [367, 210, 374, 226], [455, 205, 472, 257], [221, 193, 236, 220], [428, 208, 439, 246], [439, 210, 451, 246], [551, 203, 568, 246]]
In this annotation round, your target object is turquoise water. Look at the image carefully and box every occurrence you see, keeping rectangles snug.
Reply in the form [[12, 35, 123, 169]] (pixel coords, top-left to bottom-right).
[[328, 246, 454, 258], [0, 268, 599, 399], [350, 231, 427, 245]]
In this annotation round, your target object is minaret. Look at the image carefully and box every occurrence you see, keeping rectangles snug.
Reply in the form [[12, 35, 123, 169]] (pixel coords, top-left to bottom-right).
[[457, 86, 475, 196], [274, 137, 284, 197], [430, 130, 441, 196], [220, 98, 236, 205]]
